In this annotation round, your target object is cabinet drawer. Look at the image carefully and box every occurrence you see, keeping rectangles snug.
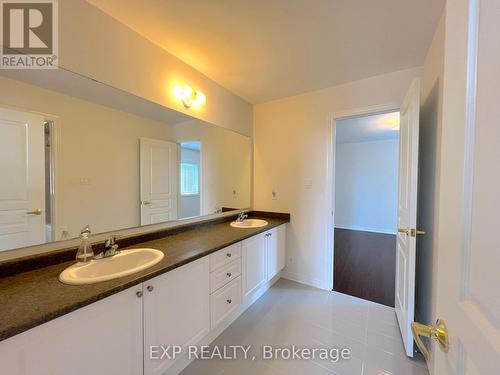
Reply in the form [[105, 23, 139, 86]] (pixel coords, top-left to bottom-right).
[[210, 258, 241, 293], [210, 242, 241, 271], [210, 276, 242, 328]]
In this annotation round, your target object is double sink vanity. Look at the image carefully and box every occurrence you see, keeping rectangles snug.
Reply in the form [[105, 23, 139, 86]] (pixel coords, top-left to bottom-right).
[[0, 65, 284, 375], [59, 216, 269, 285], [0, 212, 288, 375]]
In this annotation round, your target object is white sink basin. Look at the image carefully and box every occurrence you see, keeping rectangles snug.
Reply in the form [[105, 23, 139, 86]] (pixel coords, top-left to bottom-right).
[[59, 248, 164, 285], [230, 219, 268, 228]]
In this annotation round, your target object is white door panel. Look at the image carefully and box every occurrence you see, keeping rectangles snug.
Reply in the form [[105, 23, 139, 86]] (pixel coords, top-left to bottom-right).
[[431, 0, 500, 373], [0, 108, 45, 251], [395, 78, 420, 357], [140, 138, 179, 225]]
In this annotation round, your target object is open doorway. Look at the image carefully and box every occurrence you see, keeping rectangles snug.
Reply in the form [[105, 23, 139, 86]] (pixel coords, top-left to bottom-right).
[[333, 111, 400, 307], [179, 141, 201, 219]]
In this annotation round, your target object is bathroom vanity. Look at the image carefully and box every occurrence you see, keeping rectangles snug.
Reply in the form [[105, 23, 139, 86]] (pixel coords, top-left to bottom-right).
[[0, 42, 285, 375], [0, 212, 288, 375]]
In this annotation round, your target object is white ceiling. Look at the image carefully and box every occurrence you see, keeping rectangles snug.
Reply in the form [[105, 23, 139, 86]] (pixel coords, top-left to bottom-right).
[[336, 111, 400, 144], [87, 0, 445, 104]]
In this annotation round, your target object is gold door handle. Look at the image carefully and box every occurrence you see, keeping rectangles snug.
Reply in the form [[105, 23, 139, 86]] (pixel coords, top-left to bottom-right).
[[27, 208, 42, 215], [142, 201, 151, 205], [411, 319, 449, 360], [398, 227, 410, 235], [411, 229, 426, 237], [398, 228, 426, 237]]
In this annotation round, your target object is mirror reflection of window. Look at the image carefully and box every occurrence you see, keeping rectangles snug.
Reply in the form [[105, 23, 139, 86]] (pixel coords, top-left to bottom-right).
[[180, 163, 199, 195]]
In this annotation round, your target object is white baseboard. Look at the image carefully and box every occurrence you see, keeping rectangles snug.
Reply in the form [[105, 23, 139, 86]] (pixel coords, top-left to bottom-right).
[[334, 224, 396, 235], [280, 270, 329, 291]]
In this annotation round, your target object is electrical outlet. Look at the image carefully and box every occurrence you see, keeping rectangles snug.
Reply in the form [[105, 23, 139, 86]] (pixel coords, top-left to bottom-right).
[[79, 177, 91, 186]]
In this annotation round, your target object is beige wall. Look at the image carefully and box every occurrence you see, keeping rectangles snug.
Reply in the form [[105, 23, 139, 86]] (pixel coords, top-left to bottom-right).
[[58, 0, 253, 137], [0, 76, 176, 239], [416, 13, 445, 332], [0, 76, 251, 241], [174, 120, 252, 215], [253, 67, 421, 289]]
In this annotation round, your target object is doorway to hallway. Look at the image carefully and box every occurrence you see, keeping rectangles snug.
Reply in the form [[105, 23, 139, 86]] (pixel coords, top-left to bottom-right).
[[332, 111, 400, 307]]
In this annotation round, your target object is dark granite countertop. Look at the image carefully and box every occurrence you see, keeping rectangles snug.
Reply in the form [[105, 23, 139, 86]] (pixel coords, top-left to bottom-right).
[[0, 214, 289, 342]]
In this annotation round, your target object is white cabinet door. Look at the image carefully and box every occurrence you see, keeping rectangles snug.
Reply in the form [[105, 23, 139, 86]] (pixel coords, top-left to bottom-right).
[[143, 257, 210, 375], [267, 225, 286, 281], [242, 232, 267, 298], [0, 287, 144, 375], [210, 276, 242, 328]]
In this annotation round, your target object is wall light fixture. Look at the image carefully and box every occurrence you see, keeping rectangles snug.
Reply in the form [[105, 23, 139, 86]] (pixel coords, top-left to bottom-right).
[[173, 84, 206, 109]]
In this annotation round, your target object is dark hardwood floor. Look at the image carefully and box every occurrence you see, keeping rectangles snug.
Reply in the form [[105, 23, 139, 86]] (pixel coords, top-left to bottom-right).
[[333, 228, 396, 307]]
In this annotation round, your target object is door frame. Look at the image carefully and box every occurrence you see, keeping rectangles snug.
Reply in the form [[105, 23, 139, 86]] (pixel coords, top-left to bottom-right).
[[36, 117, 60, 242], [0, 104, 60, 243], [325, 103, 401, 291]]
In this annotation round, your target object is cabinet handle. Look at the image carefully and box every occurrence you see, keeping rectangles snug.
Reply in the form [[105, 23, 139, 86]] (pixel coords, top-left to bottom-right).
[[136, 291, 143, 298], [226, 272, 232, 277], [226, 299, 232, 304], [226, 253, 232, 258], [147, 285, 154, 292]]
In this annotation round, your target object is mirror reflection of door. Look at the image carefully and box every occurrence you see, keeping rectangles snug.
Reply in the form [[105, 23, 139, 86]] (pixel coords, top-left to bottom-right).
[[179, 141, 201, 219], [139, 138, 179, 225], [0, 107, 48, 250]]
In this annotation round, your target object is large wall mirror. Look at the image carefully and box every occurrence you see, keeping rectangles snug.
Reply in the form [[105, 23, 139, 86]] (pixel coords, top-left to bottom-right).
[[0, 69, 251, 253]]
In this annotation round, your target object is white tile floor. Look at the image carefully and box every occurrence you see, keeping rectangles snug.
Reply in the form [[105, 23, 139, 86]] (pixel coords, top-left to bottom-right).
[[182, 279, 428, 375]]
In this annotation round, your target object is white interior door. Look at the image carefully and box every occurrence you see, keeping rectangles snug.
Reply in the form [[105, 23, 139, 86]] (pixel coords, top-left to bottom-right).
[[431, 0, 500, 373], [395, 78, 420, 357], [0, 107, 45, 251], [140, 138, 179, 225]]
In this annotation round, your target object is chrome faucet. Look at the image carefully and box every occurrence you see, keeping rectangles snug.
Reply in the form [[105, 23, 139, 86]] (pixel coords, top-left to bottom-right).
[[236, 211, 248, 223], [94, 235, 120, 259]]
